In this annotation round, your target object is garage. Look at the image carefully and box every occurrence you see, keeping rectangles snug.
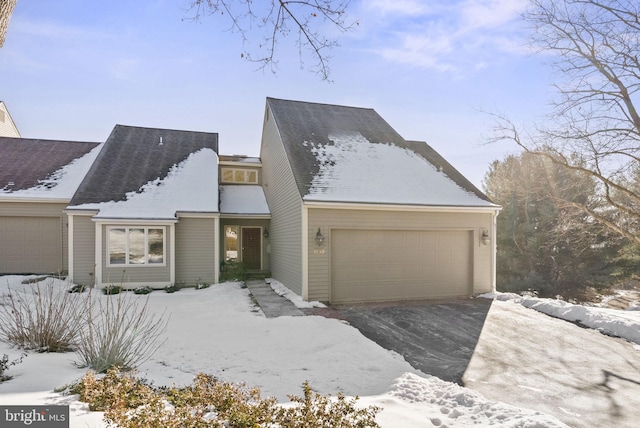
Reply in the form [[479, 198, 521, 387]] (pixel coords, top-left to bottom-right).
[[331, 229, 472, 303], [0, 216, 63, 274]]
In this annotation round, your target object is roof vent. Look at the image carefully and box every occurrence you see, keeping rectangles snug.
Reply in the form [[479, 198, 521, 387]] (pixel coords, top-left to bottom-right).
[[159, 136, 163, 145]]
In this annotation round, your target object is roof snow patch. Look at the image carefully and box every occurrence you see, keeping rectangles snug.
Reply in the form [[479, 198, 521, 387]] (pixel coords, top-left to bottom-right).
[[305, 132, 493, 206], [72, 148, 219, 219]]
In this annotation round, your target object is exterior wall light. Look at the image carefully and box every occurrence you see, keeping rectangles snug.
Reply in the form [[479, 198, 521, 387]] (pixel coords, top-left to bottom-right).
[[315, 228, 325, 247], [480, 229, 490, 246], [263, 228, 269, 238]]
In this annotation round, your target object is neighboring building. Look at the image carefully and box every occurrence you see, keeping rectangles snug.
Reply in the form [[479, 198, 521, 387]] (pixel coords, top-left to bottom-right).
[[0, 101, 21, 137], [0, 137, 100, 274], [0, 98, 500, 303]]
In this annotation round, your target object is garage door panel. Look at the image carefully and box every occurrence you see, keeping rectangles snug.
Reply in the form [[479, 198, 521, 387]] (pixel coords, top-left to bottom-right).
[[0, 217, 62, 274], [331, 229, 472, 303]]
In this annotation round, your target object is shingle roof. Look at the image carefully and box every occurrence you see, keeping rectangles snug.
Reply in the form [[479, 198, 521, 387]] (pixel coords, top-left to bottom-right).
[[265, 97, 493, 205], [69, 125, 218, 206], [0, 137, 99, 192]]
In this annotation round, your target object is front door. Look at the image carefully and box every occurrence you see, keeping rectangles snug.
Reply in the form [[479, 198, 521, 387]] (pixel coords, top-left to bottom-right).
[[241, 227, 261, 270]]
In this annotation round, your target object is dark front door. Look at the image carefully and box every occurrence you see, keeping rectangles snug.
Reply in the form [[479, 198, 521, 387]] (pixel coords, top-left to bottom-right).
[[242, 227, 261, 270]]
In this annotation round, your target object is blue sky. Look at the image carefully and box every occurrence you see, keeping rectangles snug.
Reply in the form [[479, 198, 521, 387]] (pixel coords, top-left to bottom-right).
[[0, 0, 554, 188]]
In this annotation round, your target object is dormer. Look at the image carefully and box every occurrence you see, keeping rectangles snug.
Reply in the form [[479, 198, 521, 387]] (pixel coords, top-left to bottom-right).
[[219, 155, 262, 185]]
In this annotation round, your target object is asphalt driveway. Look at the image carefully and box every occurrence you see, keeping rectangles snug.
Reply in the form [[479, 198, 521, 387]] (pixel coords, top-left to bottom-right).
[[307, 297, 492, 384], [307, 297, 640, 428]]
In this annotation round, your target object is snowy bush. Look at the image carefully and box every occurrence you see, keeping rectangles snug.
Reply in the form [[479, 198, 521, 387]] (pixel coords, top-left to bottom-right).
[[74, 291, 168, 372], [277, 381, 380, 428], [73, 369, 380, 427], [0, 353, 26, 382], [0, 280, 85, 352], [102, 284, 123, 295]]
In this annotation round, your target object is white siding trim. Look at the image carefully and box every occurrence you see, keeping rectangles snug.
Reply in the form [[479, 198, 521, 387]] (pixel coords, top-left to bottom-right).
[[0, 197, 70, 203], [92, 218, 178, 224], [170, 224, 176, 284], [214, 216, 220, 284], [302, 205, 309, 301], [303, 201, 500, 214], [491, 210, 499, 292], [95, 222, 102, 288], [68, 214, 74, 282]]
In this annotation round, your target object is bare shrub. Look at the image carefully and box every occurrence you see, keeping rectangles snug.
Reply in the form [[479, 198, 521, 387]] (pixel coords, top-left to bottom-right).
[[0, 279, 84, 352], [74, 290, 168, 372]]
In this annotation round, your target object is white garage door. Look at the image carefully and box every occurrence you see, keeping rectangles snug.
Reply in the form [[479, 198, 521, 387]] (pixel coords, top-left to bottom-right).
[[331, 229, 472, 303], [0, 216, 62, 274]]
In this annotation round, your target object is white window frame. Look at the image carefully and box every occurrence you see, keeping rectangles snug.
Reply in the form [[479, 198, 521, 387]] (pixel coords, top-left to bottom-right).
[[106, 226, 166, 267], [220, 167, 258, 184]]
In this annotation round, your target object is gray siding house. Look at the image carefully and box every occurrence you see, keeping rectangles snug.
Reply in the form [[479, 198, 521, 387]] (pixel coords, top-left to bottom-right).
[[0, 98, 499, 303]]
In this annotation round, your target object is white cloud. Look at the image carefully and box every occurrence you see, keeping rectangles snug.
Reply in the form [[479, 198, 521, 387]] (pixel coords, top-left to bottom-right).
[[363, 0, 430, 16], [355, 0, 530, 74]]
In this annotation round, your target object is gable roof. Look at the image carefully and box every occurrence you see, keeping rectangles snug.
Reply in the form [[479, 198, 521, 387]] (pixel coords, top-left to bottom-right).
[[70, 125, 219, 206], [68, 125, 220, 219], [265, 97, 495, 207], [0, 137, 100, 199], [0, 101, 21, 137]]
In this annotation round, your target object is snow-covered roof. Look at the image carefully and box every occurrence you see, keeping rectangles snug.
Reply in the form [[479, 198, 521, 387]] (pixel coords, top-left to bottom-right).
[[220, 185, 270, 216], [0, 138, 101, 200], [305, 132, 493, 206], [71, 148, 219, 219], [266, 97, 496, 208], [70, 125, 219, 207]]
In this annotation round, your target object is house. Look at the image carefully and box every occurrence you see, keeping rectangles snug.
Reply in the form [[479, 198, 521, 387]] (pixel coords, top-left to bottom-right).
[[0, 136, 100, 274], [0, 97, 499, 303], [259, 98, 500, 303], [0, 101, 21, 137]]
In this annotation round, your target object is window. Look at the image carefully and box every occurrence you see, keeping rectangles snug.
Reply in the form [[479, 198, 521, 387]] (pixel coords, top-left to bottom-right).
[[220, 167, 258, 184], [224, 225, 239, 262], [108, 227, 165, 266]]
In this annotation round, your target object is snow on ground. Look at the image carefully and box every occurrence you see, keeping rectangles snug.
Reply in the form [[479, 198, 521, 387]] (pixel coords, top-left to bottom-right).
[[481, 292, 640, 346], [266, 278, 326, 309], [0, 275, 569, 427]]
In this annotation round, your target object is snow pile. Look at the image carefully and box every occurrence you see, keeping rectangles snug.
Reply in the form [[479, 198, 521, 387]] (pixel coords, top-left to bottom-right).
[[266, 278, 326, 309], [1, 144, 102, 199], [305, 132, 493, 206], [73, 148, 219, 219], [482, 292, 640, 346], [375, 372, 567, 427], [0, 275, 569, 428]]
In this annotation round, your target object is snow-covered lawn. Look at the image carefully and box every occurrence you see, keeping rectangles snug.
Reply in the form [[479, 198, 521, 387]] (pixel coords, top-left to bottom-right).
[[4, 276, 635, 427]]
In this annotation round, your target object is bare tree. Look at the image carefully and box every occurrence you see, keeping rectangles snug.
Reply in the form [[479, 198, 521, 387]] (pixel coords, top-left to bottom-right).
[[186, 0, 356, 80], [0, 0, 17, 47], [491, 0, 640, 244]]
